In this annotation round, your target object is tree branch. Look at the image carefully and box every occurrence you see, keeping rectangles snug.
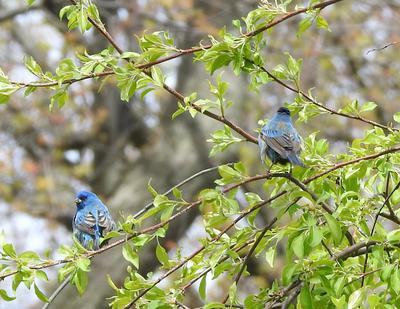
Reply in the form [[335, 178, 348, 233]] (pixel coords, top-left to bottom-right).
[[2, 146, 399, 281], [361, 179, 400, 286], [249, 62, 397, 132], [222, 220, 276, 304], [0, 5, 42, 23]]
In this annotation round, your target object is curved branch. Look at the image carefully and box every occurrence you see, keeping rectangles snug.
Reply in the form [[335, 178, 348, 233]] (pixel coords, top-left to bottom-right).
[[2, 146, 399, 281], [250, 61, 396, 132], [0, 5, 42, 23], [361, 179, 400, 286], [222, 220, 276, 304]]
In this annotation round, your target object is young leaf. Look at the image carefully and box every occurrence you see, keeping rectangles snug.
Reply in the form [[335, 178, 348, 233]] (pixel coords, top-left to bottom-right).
[[34, 283, 49, 303], [199, 274, 207, 300], [324, 213, 342, 245], [122, 243, 139, 269], [155, 242, 169, 267], [0, 289, 16, 301]]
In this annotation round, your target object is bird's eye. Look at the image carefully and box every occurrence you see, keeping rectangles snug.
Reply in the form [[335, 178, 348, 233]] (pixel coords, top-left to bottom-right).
[[75, 198, 82, 205]]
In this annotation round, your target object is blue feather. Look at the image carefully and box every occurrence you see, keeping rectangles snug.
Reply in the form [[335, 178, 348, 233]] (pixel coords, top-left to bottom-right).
[[258, 107, 305, 168], [72, 191, 116, 250]]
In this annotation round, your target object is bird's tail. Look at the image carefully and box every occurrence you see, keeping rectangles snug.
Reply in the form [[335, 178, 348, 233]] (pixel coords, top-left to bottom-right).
[[288, 154, 305, 167]]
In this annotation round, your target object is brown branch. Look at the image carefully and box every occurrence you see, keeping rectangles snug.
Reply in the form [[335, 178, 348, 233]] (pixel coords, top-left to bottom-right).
[[222, 220, 276, 304], [279, 172, 354, 245], [180, 239, 254, 292], [252, 63, 396, 132], [380, 212, 400, 225], [2, 146, 399, 283], [366, 41, 400, 54], [8, 0, 345, 84], [266, 240, 380, 308], [7, 1, 353, 145], [68, 0, 258, 144], [0, 172, 270, 281], [10, 0, 346, 143], [361, 179, 400, 286], [305, 146, 400, 184], [124, 209, 279, 308], [0, 5, 42, 23], [333, 241, 378, 261], [126, 144, 400, 305], [133, 164, 231, 220], [138, 0, 346, 69], [10, 70, 114, 88]]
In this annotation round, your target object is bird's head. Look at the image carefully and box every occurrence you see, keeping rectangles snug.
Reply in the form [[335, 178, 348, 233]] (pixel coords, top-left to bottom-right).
[[277, 107, 290, 116], [75, 190, 98, 208]]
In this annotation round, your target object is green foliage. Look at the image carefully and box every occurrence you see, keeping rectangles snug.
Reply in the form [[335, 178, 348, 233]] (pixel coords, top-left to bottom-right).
[[2, 0, 400, 308], [207, 125, 243, 156]]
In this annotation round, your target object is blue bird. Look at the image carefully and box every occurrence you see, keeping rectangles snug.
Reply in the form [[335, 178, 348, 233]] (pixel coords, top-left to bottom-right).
[[258, 107, 305, 170], [73, 191, 116, 250]]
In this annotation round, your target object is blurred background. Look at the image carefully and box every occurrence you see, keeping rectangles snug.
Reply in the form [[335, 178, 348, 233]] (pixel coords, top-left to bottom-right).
[[0, 0, 399, 308]]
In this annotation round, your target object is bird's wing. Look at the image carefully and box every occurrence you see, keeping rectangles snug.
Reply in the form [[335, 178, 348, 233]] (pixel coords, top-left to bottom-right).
[[74, 210, 97, 235], [97, 208, 116, 235], [261, 124, 296, 158]]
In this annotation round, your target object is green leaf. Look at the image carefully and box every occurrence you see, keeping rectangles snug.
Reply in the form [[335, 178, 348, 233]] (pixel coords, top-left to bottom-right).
[[282, 263, 297, 286], [348, 288, 366, 309], [3, 243, 17, 258], [308, 226, 323, 247], [49, 89, 69, 111], [391, 268, 400, 293], [299, 283, 313, 308], [34, 283, 49, 303], [199, 274, 207, 300], [122, 243, 139, 269], [150, 66, 165, 87], [155, 242, 169, 267], [297, 16, 313, 38], [35, 270, 49, 282], [265, 246, 276, 268], [380, 264, 394, 282], [76, 257, 91, 272], [172, 187, 182, 200], [74, 269, 88, 295], [106, 274, 119, 292], [324, 213, 342, 245], [24, 56, 43, 77], [316, 15, 330, 31], [0, 289, 16, 301], [291, 233, 305, 258], [360, 101, 377, 113], [228, 282, 237, 304], [147, 179, 158, 197], [394, 112, 400, 123], [387, 229, 400, 242], [19, 251, 40, 262]]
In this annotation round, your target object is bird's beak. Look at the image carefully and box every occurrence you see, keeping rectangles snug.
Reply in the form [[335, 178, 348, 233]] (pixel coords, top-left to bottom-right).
[[75, 198, 82, 205]]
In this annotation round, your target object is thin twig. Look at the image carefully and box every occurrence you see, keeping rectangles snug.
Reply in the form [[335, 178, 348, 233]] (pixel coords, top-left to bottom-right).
[[222, 220, 276, 304], [42, 274, 71, 309], [0, 5, 41, 23], [366, 41, 400, 54], [250, 61, 396, 132], [180, 239, 254, 292], [1, 146, 400, 281], [174, 300, 190, 309], [279, 172, 354, 245], [361, 179, 400, 286], [133, 164, 231, 219]]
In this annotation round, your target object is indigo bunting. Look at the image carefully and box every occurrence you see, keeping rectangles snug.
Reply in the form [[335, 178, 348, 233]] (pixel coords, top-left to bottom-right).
[[73, 191, 116, 250], [258, 107, 305, 169]]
